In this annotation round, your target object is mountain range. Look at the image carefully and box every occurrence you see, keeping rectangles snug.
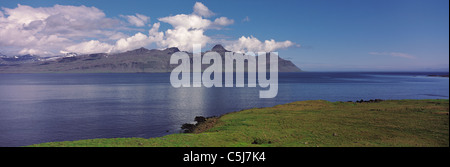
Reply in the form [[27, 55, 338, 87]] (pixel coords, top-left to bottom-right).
[[0, 45, 302, 73]]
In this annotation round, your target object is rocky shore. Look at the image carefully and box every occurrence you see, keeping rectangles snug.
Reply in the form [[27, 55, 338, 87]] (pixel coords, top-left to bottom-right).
[[428, 74, 449, 78]]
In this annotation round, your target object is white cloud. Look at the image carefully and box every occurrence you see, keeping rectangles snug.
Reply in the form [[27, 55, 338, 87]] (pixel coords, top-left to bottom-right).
[[64, 23, 165, 54], [156, 3, 293, 53], [160, 27, 210, 51], [157, 14, 212, 51], [20, 48, 52, 55], [225, 36, 297, 52], [156, 4, 234, 51], [0, 4, 120, 55], [369, 52, 416, 59], [0, 2, 296, 56], [148, 22, 164, 42], [159, 14, 211, 29], [121, 13, 150, 27], [213, 17, 234, 26], [112, 32, 151, 52], [64, 40, 113, 54], [107, 32, 129, 40], [264, 39, 296, 52], [193, 2, 214, 18], [242, 16, 250, 22]]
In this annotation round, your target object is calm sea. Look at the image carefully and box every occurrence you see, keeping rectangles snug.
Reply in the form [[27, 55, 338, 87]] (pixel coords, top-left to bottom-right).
[[0, 72, 448, 146]]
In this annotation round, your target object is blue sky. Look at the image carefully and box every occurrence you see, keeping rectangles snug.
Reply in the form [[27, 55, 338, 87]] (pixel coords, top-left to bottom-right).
[[0, 0, 448, 71]]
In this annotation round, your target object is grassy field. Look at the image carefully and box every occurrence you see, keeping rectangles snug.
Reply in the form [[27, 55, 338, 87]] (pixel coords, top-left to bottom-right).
[[29, 99, 449, 147]]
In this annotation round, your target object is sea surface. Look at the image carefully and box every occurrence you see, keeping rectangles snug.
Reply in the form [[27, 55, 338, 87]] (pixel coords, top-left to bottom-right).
[[0, 72, 448, 147]]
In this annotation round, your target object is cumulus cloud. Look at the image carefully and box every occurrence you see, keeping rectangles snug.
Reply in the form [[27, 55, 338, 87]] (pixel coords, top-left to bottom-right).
[[121, 13, 150, 27], [193, 2, 214, 18], [0, 4, 120, 55], [157, 14, 212, 51], [64, 23, 165, 54], [225, 36, 297, 52], [213, 17, 234, 27], [64, 40, 113, 54], [64, 22, 166, 54], [112, 32, 151, 52], [369, 52, 416, 59], [148, 22, 164, 42], [159, 14, 211, 29], [156, 4, 233, 51], [0, 2, 297, 56], [160, 27, 210, 51]]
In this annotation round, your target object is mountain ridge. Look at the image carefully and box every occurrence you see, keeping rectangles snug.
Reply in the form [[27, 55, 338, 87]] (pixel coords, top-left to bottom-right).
[[0, 45, 302, 73]]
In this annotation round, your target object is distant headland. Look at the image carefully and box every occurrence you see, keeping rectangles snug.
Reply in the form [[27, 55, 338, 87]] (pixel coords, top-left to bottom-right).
[[0, 45, 302, 73]]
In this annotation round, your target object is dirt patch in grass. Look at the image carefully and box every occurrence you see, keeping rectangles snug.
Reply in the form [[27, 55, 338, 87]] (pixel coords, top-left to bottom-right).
[[181, 116, 221, 134], [193, 117, 220, 133]]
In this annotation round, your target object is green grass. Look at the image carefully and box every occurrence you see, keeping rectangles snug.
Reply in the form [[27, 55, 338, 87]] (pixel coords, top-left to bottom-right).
[[29, 99, 449, 147]]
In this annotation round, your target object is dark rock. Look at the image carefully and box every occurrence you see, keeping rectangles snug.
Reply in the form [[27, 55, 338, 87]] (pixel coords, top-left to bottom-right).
[[181, 123, 196, 133], [252, 138, 272, 145], [374, 99, 384, 102], [181, 116, 207, 133], [194, 116, 206, 124], [356, 99, 384, 103]]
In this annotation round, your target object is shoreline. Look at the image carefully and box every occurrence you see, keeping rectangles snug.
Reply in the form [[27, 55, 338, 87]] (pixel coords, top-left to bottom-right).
[[28, 99, 449, 147], [428, 74, 449, 78]]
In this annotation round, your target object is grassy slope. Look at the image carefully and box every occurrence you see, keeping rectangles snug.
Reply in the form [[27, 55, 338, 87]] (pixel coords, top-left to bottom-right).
[[29, 99, 449, 147]]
